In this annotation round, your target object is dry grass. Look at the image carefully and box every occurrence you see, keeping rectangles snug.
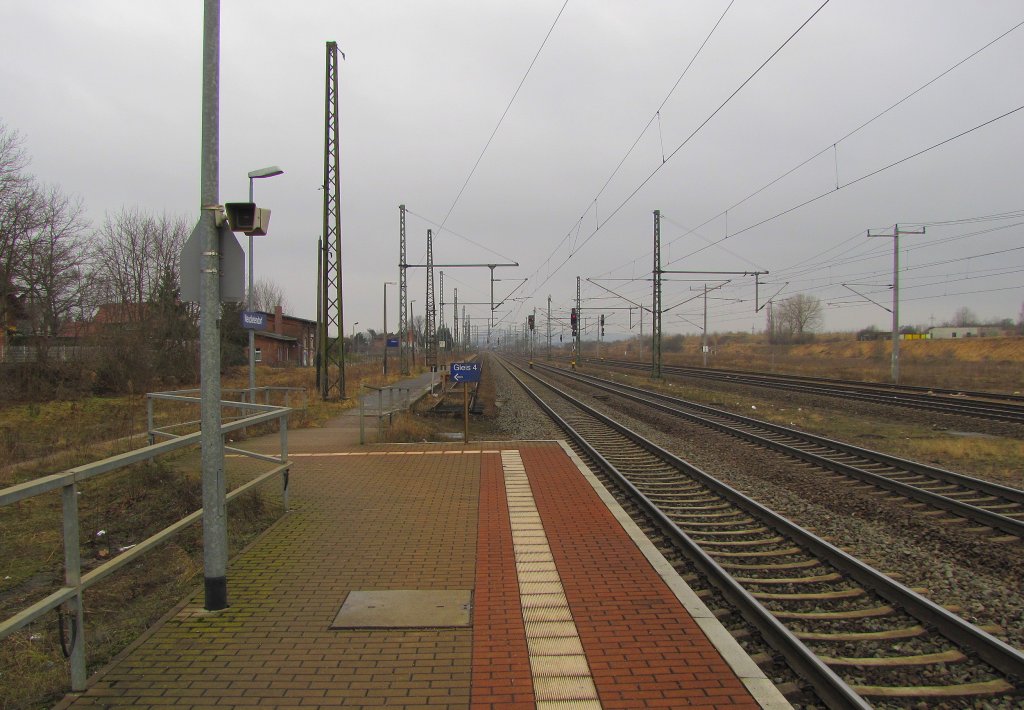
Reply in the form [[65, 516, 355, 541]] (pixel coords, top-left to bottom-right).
[[379, 412, 444, 443], [0, 456, 281, 710], [0, 360, 404, 709], [899, 436, 1024, 488], [639, 334, 1024, 392]]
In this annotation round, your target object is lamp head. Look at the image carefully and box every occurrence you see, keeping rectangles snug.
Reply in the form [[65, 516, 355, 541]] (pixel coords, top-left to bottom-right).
[[248, 166, 284, 180]]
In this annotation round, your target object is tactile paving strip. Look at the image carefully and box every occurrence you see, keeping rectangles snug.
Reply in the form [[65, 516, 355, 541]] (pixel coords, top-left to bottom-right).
[[501, 450, 602, 709]]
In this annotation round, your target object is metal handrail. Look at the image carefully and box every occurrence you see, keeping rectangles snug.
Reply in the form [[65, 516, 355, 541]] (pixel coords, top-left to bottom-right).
[[0, 397, 292, 692], [359, 385, 413, 444]]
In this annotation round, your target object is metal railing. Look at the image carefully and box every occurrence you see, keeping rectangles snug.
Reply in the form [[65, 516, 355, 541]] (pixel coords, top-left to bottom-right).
[[359, 385, 413, 444], [0, 393, 292, 692], [147, 386, 306, 441]]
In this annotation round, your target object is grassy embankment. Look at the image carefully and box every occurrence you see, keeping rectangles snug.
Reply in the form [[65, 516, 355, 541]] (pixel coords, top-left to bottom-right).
[[654, 333, 1024, 393], [0, 360, 412, 709]]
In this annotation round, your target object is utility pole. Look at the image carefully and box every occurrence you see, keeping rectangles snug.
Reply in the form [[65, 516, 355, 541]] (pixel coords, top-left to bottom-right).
[[425, 229, 437, 373], [532, 307, 537, 360], [318, 41, 346, 400], [547, 294, 552, 360], [575, 276, 582, 366], [398, 204, 408, 375], [868, 223, 925, 384], [702, 284, 708, 367], [439, 270, 445, 333], [199, 0, 227, 613], [652, 210, 662, 378], [453, 287, 458, 356]]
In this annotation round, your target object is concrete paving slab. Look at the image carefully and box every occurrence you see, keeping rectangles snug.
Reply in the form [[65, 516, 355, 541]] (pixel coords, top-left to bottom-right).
[[330, 589, 472, 628]]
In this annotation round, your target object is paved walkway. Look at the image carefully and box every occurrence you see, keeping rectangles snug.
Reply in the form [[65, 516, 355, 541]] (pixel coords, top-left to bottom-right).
[[56, 406, 789, 708]]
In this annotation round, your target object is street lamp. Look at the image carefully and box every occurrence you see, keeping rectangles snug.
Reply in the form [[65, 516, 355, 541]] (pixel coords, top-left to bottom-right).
[[246, 165, 284, 403], [383, 281, 396, 375]]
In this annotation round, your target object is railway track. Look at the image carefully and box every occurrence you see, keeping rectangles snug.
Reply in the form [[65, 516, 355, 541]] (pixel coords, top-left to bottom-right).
[[496, 356, 1024, 708], [528, 360, 1024, 543], [574, 356, 1024, 425]]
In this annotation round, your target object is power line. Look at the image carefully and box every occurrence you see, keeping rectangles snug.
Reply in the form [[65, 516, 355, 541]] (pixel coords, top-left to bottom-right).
[[436, 0, 569, 234], [522, 0, 831, 301], [669, 102, 1024, 267], [629, 19, 1024, 277], [405, 207, 516, 263]]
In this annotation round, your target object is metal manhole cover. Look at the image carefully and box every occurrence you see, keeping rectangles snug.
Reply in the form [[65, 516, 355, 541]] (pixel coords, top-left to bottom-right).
[[331, 589, 472, 628]]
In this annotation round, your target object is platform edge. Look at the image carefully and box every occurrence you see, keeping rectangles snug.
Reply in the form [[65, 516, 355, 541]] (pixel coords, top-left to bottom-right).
[[556, 439, 793, 710]]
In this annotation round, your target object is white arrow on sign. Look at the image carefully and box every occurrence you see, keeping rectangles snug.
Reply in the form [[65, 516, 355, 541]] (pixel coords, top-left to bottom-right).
[[452, 373, 464, 382]]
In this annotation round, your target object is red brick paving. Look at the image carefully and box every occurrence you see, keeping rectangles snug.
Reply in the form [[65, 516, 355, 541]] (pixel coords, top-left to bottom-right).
[[470, 453, 535, 709], [56, 441, 764, 709], [521, 447, 761, 709]]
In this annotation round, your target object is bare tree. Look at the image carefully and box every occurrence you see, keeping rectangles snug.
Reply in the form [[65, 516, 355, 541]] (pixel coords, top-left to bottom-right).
[[775, 294, 823, 342], [20, 185, 89, 337], [89, 208, 189, 319], [950, 306, 977, 328], [0, 123, 45, 328], [247, 277, 288, 313]]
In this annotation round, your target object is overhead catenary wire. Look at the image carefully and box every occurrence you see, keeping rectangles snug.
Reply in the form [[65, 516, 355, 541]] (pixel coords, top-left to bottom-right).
[[668, 102, 1024, 267], [435, 0, 569, 236], [521, 0, 831, 303], [590, 19, 1024, 288]]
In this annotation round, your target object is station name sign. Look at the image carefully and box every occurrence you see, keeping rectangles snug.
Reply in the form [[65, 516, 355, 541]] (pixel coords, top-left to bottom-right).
[[241, 311, 267, 330]]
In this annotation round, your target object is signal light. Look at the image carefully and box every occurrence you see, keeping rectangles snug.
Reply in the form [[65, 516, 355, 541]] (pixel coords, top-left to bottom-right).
[[528, 315, 535, 331]]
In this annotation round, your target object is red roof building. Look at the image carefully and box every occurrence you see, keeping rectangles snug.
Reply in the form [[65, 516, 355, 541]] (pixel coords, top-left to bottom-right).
[[249, 306, 316, 367]]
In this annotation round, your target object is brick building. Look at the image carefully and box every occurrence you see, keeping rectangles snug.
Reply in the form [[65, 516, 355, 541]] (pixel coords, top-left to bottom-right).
[[249, 306, 316, 367]]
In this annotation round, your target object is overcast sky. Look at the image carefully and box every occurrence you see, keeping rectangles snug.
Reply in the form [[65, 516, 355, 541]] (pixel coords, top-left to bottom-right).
[[3, 1, 1023, 342]]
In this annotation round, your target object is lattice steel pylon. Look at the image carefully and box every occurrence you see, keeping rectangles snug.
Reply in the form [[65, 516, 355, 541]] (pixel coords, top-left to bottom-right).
[[318, 41, 346, 400], [439, 270, 445, 333], [425, 229, 437, 371], [652, 209, 662, 379], [398, 204, 408, 375], [452, 287, 458, 356]]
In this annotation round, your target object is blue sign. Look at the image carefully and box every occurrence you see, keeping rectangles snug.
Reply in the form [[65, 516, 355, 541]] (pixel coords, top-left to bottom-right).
[[450, 361, 481, 383], [241, 311, 267, 330], [386, 338, 400, 348]]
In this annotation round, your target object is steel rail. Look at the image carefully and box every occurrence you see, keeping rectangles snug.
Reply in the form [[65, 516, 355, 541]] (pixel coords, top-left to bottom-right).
[[532, 362, 1024, 538], [496, 359, 871, 709], [583, 356, 1024, 404], [499, 356, 1024, 693], [580, 357, 1024, 424]]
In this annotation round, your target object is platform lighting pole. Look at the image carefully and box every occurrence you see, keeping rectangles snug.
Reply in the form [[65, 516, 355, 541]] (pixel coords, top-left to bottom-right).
[[246, 166, 283, 404], [868, 224, 925, 384], [199, 0, 227, 613]]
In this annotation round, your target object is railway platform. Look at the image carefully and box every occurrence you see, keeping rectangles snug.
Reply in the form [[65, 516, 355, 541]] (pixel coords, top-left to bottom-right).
[[57, 435, 789, 709]]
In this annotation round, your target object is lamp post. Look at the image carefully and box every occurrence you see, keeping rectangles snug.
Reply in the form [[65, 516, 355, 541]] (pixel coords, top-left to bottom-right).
[[383, 281, 396, 375], [246, 165, 283, 403]]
